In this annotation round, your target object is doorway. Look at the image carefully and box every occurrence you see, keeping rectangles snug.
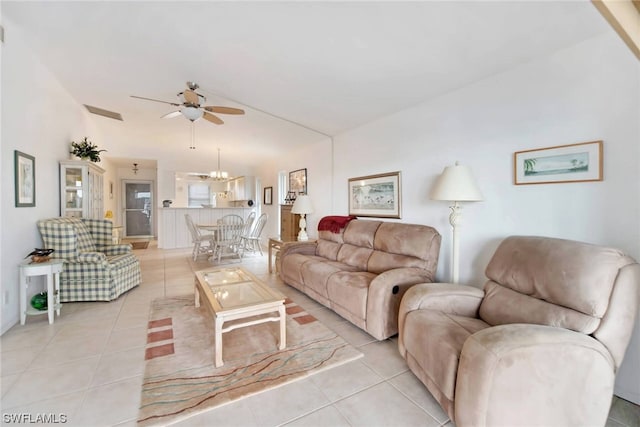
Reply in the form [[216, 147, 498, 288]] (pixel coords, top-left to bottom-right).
[[123, 180, 153, 237]]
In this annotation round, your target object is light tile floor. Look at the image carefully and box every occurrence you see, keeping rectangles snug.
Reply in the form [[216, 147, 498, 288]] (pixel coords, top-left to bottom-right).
[[1, 242, 639, 426]]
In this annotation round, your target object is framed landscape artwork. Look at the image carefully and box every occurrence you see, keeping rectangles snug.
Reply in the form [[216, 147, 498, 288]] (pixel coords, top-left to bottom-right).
[[14, 150, 35, 207], [348, 171, 401, 218], [289, 168, 307, 196], [514, 141, 603, 185]]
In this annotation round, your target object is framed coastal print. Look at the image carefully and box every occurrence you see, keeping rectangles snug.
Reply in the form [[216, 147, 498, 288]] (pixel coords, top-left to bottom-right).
[[14, 150, 35, 207], [348, 171, 401, 218], [289, 168, 307, 196], [514, 141, 603, 185], [263, 186, 273, 205]]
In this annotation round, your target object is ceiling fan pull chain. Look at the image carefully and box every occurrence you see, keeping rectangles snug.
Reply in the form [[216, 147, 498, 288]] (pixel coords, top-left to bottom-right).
[[190, 122, 196, 150]]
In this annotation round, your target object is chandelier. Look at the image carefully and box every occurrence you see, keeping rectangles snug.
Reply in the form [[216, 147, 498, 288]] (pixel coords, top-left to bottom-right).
[[210, 148, 229, 181]]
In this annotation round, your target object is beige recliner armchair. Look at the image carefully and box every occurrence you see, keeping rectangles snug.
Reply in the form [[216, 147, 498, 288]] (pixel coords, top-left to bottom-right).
[[398, 236, 640, 427]]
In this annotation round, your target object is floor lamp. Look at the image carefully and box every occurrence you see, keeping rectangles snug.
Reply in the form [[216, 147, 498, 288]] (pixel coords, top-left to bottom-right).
[[431, 162, 483, 284], [291, 194, 314, 241]]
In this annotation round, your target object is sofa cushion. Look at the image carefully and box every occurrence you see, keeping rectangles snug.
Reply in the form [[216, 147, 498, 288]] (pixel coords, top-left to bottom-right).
[[316, 239, 342, 261], [337, 244, 373, 270], [327, 271, 376, 321], [404, 310, 490, 402], [373, 222, 440, 260], [73, 220, 98, 253], [301, 260, 359, 299], [281, 254, 327, 288], [343, 220, 381, 248]]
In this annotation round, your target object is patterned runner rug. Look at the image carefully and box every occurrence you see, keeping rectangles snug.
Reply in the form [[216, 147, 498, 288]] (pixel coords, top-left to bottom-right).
[[137, 295, 363, 426]]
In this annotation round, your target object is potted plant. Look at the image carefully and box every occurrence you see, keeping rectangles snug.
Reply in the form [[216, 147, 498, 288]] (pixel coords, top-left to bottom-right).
[[70, 137, 106, 162]]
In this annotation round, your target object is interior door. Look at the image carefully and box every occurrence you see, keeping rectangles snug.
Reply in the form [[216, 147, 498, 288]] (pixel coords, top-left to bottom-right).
[[123, 180, 153, 237]]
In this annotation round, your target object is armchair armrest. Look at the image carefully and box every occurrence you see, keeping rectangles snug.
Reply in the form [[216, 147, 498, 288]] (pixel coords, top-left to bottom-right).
[[455, 324, 615, 427], [398, 283, 484, 355], [366, 268, 435, 340], [102, 244, 133, 256], [75, 252, 107, 263]]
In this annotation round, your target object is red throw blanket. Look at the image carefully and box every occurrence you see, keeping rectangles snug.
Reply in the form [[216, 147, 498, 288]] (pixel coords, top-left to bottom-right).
[[317, 215, 357, 234]]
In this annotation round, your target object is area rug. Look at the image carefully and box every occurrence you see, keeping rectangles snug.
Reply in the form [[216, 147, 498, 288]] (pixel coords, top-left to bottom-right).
[[137, 295, 363, 426]]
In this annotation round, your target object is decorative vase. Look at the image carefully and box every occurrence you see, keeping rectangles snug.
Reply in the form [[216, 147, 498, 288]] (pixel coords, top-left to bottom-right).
[[30, 292, 48, 310]]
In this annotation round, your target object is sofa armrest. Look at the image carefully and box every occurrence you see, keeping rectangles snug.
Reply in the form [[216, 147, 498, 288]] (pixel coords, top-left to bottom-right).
[[75, 252, 108, 263], [398, 283, 484, 355], [365, 268, 436, 340], [102, 244, 133, 256], [280, 241, 317, 258], [455, 324, 615, 427]]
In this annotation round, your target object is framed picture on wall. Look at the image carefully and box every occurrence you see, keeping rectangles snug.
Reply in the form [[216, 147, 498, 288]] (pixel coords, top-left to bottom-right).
[[289, 168, 307, 196], [348, 171, 401, 218], [264, 186, 273, 205], [514, 140, 603, 185], [14, 150, 36, 207]]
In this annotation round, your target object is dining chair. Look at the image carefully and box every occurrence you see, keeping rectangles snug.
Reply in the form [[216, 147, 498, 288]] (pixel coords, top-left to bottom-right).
[[242, 211, 257, 238], [212, 220, 245, 263], [185, 214, 215, 261], [218, 214, 244, 226], [241, 213, 268, 255]]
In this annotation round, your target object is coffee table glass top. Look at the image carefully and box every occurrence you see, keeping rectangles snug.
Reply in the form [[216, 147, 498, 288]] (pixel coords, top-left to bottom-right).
[[198, 267, 284, 312], [203, 268, 252, 286]]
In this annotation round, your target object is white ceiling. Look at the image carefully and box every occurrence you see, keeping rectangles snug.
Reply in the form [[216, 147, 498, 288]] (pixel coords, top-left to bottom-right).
[[2, 1, 611, 171]]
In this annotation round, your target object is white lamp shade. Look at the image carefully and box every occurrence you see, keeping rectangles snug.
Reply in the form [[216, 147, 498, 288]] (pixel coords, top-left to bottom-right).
[[431, 162, 483, 202], [182, 106, 203, 121], [291, 195, 314, 214]]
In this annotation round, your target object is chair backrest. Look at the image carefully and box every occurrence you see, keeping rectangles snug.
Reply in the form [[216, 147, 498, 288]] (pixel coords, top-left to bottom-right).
[[479, 235, 640, 370], [243, 211, 257, 236], [184, 214, 201, 242], [250, 213, 268, 238], [216, 222, 244, 244], [37, 217, 99, 259], [219, 214, 244, 226]]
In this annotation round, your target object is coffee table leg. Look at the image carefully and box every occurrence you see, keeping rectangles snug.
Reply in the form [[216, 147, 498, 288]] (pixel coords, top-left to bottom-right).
[[215, 315, 223, 367], [278, 305, 286, 350]]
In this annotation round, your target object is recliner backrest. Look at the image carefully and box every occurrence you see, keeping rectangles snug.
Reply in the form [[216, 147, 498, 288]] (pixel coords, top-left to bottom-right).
[[479, 235, 640, 369]]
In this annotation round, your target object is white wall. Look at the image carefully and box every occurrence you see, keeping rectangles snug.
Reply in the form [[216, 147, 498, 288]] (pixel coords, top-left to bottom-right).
[[271, 32, 640, 402], [0, 19, 101, 333]]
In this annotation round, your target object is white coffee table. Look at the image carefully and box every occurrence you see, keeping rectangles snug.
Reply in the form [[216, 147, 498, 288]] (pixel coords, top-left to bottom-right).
[[194, 267, 286, 367]]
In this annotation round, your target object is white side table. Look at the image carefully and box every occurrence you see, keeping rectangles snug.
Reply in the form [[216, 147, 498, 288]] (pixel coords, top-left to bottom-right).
[[19, 259, 64, 325]]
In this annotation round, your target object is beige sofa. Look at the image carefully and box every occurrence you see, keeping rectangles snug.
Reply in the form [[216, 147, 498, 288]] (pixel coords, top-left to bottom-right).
[[398, 236, 640, 427], [279, 218, 441, 340]]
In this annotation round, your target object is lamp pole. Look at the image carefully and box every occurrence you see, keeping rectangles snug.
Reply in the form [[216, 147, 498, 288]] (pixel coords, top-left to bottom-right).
[[448, 201, 462, 284]]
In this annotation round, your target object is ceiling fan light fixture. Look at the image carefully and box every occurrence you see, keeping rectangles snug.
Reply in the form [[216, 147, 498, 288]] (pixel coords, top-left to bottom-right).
[[182, 106, 203, 121]]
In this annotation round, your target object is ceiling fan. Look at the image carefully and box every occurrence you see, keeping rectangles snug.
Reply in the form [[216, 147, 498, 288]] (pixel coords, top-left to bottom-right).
[[131, 82, 245, 125]]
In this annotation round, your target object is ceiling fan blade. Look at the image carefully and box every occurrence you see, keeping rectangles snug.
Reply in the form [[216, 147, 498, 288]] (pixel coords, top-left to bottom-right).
[[161, 110, 182, 119], [203, 112, 224, 125], [130, 95, 180, 106], [183, 89, 199, 105], [204, 106, 245, 115]]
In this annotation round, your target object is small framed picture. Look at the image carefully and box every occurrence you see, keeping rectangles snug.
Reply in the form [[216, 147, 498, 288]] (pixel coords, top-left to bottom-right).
[[15, 150, 35, 207], [348, 171, 401, 218], [514, 140, 603, 185], [289, 168, 307, 195], [263, 186, 273, 205]]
